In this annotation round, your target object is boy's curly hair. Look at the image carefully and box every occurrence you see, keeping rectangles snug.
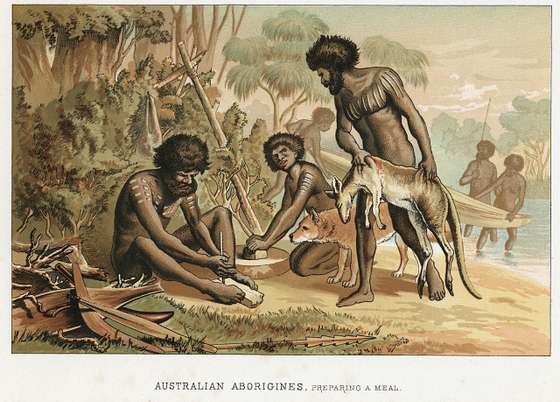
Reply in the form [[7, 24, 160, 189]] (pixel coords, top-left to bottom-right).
[[263, 133, 305, 171], [153, 134, 210, 173], [306, 35, 360, 72]]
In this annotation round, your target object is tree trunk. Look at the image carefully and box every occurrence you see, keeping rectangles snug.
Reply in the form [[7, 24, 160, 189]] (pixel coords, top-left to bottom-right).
[[279, 91, 307, 127], [191, 6, 207, 58], [51, 30, 120, 94], [176, 6, 189, 46], [170, 13, 177, 64], [16, 208, 34, 233], [198, 6, 231, 74], [259, 84, 280, 131], [40, 211, 54, 241], [14, 33, 58, 103]]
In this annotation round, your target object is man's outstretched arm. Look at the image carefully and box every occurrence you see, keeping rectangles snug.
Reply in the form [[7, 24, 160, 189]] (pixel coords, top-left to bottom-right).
[[473, 174, 505, 201], [180, 193, 220, 256], [335, 96, 370, 173], [129, 185, 208, 266], [335, 96, 361, 156], [246, 171, 315, 251]]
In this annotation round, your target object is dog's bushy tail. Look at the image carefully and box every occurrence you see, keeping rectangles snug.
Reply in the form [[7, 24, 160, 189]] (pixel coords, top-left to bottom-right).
[[440, 180, 483, 300]]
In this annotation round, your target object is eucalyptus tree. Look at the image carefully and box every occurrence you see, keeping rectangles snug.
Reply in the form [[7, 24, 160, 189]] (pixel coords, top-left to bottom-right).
[[361, 35, 429, 89], [223, 9, 331, 131]]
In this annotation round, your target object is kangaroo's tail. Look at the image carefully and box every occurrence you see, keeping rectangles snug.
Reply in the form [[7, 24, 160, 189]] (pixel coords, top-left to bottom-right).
[[440, 180, 482, 299]]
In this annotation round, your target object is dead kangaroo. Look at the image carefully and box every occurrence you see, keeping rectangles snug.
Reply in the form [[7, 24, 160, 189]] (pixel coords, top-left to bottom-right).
[[332, 156, 482, 300]]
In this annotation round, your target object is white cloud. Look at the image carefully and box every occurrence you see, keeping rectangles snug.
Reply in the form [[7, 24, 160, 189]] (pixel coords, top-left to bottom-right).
[[446, 83, 498, 101], [449, 73, 460, 80], [418, 102, 488, 113]]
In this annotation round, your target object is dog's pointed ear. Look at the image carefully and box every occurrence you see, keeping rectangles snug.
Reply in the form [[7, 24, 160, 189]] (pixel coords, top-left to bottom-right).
[[309, 208, 320, 223]]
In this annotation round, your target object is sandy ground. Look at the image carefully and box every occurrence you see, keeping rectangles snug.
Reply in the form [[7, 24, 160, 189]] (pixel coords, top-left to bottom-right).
[[161, 241, 550, 356]]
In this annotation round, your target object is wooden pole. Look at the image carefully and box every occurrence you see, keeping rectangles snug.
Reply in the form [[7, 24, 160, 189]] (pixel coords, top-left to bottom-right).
[[176, 41, 263, 234], [154, 66, 188, 89], [481, 98, 492, 141]]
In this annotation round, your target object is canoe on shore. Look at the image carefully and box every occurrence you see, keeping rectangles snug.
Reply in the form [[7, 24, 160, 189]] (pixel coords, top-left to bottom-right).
[[321, 150, 531, 229]]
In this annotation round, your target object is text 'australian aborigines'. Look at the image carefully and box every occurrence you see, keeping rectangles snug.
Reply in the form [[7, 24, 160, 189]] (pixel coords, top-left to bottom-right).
[[154, 382, 305, 391]]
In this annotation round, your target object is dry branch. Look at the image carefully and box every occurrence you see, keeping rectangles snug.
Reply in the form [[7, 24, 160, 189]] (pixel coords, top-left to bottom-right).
[[12, 236, 81, 253]]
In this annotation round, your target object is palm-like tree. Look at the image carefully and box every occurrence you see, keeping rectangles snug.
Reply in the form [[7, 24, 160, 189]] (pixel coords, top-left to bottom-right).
[[361, 35, 429, 89], [223, 10, 330, 131]]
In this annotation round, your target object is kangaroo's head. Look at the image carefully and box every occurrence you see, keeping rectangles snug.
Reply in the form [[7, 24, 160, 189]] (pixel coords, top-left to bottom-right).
[[331, 176, 356, 224]]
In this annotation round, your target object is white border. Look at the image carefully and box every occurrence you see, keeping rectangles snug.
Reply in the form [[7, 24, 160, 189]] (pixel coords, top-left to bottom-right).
[[3, 1, 558, 401]]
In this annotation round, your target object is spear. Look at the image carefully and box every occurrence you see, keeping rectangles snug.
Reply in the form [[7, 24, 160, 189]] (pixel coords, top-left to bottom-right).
[[213, 334, 377, 350], [480, 98, 492, 141]]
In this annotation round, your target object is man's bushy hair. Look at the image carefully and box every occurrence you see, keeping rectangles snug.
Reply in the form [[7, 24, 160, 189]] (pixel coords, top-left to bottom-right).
[[477, 140, 496, 157], [306, 35, 360, 73], [153, 134, 210, 173], [312, 107, 335, 123], [263, 133, 305, 171]]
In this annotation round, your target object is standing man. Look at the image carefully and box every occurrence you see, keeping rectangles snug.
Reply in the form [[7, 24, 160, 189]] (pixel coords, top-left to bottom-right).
[[306, 35, 445, 305], [262, 108, 335, 202], [459, 140, 498, 239], [474, 154, 526, 256], [111, 134, 256, 305]]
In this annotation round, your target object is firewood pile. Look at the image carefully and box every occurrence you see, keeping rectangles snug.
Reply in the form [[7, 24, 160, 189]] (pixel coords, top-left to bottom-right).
[[11, 230, 216, 354]]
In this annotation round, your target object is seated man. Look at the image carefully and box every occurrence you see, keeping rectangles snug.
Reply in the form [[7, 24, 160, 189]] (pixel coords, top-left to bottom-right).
[[261, 107, 335, 202], [111, 134, 255, 305], [245, 133, 342, 276]]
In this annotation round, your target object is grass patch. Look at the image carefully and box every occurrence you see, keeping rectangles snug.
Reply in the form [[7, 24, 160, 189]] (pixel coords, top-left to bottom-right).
[[12, 330, 145, 354], [128, 294, 408, 355], [12, 294, 409, 355]]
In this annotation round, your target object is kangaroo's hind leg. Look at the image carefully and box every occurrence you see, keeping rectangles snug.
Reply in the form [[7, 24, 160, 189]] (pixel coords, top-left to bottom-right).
[[364, 193, 373, 229], [371, 190, 386, 230], [407, 206, 433, 299], [423, 204, 455, 296], [432, 226, 455, 296], [392, 233, 411, 278]]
